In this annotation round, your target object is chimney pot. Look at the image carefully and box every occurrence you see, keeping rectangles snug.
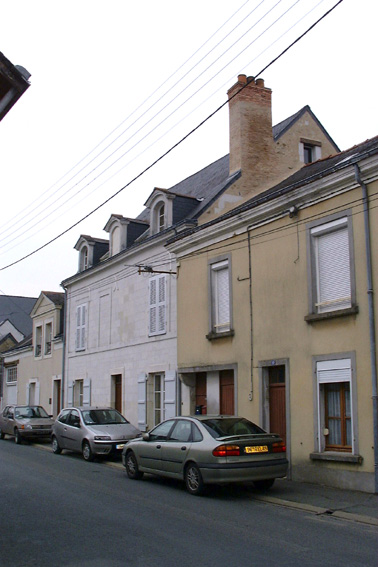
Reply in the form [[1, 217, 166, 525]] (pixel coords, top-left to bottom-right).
[[238, 74, 247, 84], [256, 78, 265, 88]]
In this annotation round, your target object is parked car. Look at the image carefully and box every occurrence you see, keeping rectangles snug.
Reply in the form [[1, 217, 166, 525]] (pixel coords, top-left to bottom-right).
[[0, 405, 55, 444], [122, 415, 288, 495], [51, 406, 141, 461]]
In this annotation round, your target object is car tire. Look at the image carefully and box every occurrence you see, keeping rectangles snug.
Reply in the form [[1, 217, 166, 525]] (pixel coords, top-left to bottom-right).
[[253, 478, 275, 490], [82, 440, 94, 462], [0, 428, 5, 440], [125, 451, 143, 480], [14, 428, 22, 444], [52, 436, 62, 454], [185, 463, 204, 496]]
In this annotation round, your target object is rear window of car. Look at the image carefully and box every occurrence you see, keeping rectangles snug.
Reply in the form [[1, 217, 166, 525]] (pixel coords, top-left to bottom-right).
[[202, 418, 265, 438]]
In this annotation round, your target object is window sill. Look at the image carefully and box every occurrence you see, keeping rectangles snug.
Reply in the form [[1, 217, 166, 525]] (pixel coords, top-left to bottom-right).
[[305, 305, 359, 323], [206, 329, 235, 341], [310, 452, 363, 465]]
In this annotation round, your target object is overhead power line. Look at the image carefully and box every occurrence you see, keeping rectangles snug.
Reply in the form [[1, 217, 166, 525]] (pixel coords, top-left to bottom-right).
[[0, 0, 344, 272]]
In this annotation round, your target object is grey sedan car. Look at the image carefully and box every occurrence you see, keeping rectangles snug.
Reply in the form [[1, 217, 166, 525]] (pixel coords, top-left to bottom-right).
[[122, 415, 288, 495], [0, 405, 54, 444], [52, 406, 141, 461]]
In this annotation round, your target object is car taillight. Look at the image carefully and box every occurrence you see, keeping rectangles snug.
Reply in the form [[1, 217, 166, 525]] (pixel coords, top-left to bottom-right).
[[213, 444, 240, 457], [272, 441, 286, 453]]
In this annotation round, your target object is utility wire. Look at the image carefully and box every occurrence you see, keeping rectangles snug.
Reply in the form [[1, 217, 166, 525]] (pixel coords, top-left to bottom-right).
[[0, 0, 344, 272]]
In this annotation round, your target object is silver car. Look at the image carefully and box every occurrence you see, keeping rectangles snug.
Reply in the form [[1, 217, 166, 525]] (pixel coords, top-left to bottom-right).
[[0, 405, 55, 444], [52, 406, 141, 461], [122, 415, 288, 495]]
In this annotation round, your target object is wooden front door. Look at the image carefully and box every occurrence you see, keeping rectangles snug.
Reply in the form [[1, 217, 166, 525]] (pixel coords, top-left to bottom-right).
[[115, 375, 122, 413], [220, 369, 234, 415], [268, 366, 286, 444]]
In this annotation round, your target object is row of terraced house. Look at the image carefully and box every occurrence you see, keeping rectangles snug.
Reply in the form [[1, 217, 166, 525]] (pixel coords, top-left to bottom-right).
[[1, 75, 377, 493]]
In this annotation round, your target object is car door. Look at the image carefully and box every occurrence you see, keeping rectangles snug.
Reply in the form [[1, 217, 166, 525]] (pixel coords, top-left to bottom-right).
[[160, 419, 192, 475], [1, 406, 13, 435], [64, 410, 83, 451], [139, 420, 175, 473]]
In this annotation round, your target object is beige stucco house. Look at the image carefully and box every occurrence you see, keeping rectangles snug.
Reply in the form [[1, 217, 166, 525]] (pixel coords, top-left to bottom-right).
[[1, 292, 64, 417], [168, 131, 378, 493]]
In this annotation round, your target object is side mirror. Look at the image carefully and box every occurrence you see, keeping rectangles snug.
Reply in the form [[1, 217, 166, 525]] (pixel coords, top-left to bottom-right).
[[142, 432, 150, 441]]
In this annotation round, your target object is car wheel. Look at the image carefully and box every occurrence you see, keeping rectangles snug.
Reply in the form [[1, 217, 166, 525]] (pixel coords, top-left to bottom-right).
[[52, 436, 62, 454], [125, 451, 143, 480], [14, 428, 22, 444], [185, 463, 204, 496], [0, 428, 5, 440], [82, 440, 94, 462], [253, 478, 275, 490]]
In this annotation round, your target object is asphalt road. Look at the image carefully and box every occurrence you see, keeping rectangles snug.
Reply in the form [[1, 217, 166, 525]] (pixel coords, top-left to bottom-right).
[[0, 439, 377, 567]]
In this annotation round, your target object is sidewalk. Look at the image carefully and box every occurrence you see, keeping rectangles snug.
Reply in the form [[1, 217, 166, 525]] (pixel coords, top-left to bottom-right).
[[253, 477, 378, 526]]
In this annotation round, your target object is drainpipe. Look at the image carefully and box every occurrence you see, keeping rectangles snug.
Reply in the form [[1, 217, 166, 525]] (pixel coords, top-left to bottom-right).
[[60, 283, 68, 410], [247, 228, 254, 401], [354, 163, 378, 494]]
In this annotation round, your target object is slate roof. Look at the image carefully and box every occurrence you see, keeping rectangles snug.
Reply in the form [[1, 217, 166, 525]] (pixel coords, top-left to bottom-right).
[[168, 135, 378, 242], [42, 291, 65, 307], [0, 295, 37, 338]]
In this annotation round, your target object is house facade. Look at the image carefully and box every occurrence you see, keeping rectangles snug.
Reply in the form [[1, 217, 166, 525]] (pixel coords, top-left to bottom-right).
[[61, 75, 340, 438], [1, 292, 64, 416], [167, 136, 378, 493]]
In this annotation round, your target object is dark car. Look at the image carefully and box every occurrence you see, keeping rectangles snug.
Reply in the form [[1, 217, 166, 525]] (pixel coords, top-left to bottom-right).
[[52, 406, 141, 461], [122, 415, 288, 495], [0, 405, 54, 444]]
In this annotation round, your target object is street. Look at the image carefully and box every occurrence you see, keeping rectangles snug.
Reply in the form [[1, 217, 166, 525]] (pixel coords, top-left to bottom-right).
[[0, 439, 377, 567]]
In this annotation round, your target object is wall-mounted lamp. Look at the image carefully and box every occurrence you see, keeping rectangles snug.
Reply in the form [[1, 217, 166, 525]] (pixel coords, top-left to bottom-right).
[[289, 205, 299, 218]]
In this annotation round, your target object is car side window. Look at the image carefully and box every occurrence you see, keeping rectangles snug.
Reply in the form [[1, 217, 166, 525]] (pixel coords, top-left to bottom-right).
[[169, 420, 192, 443], [149, 420, 175, 441], [8, 409, 14, 419], [3, 407, 9, 418], [58, 409, 70, 424], [192, 424, 203, 442], [68, 410, 81, 428]]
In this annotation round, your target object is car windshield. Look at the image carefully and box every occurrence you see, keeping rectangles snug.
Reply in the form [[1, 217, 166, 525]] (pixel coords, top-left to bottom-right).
[[81, 409, 128, 425], [14, 406, 49, 419], [202, 417, 265, 439]]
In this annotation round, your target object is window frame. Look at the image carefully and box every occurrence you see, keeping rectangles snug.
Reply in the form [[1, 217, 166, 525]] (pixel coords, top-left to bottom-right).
[[311, 353, 359, 460], [6, 365, 17, 384], [207, 255, 234, 339], [306, 211, 357, 321], [35, 325, 42, 357], [44, 321, 53, 356]]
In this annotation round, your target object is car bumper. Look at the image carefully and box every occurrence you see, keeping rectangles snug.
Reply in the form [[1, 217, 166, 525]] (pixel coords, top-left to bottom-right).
[[198, 458, 289, 484], [92, 440, 130, 456], [20, 429, 52, 439]]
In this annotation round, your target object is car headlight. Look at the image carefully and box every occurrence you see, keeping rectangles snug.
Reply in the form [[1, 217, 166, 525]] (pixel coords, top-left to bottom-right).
[[94, 435, 111, 441], [25, 425, 33, 430]]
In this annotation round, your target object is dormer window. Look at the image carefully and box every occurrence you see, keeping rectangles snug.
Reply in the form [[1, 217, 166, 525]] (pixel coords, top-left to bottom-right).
[[158, 203, 165, 232]]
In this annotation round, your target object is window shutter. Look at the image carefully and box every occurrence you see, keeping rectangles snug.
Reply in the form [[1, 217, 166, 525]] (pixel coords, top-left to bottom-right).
[[67, 381, 74, 407], [137, 373, 147, 431], [317, 359, 351, 384], [76, 305, 87, 350], [35, 382, 40, 404], [164, 371, 176, 419], [149, 275, 166, 336], [83, 378, 91, 406], [315, 226, 351, 312]]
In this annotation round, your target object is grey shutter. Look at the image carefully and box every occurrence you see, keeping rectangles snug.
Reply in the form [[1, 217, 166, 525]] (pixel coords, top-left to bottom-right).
[[149, 279, 157, 335], [67, 380, 74, 407], [137, 373, 147, 431], [164, 371, 176, 419], [83, 378, 91, 406]]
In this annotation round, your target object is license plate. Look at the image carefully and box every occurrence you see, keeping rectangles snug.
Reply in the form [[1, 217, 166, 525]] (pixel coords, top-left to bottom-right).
[[116, 443, 125, 450], [245, 445, 268, 453]]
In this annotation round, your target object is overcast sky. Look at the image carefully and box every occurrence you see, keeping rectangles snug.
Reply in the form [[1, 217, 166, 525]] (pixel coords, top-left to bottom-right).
[[1, 0, 377, 299]]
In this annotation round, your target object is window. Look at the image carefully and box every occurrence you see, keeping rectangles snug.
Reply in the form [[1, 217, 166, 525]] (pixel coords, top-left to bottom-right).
[[300, 139, 321, 164], [44, 322, 52, 355], [35, 325, 42, 357], [149, 419, 175, 441], [75, 304, 87, 351], [149, 275, 166, 336], [6, 365, 17, 384], [208, 258, 232, 337], [154, 374, 164, 426], [73, 380, 84, 406], [316, 358, 354, 454], [158, 203, 165, 232], [307, 215, 355, 317]]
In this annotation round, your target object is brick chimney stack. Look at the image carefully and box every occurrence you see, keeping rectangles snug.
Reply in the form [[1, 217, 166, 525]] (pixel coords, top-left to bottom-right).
[[228, 74, 276, 196]]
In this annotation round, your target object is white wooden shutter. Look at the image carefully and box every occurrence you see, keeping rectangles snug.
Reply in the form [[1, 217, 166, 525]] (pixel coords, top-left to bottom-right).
[[149, 276, 166, 336], [137, 372, 147, 431], [26, 383, 30, 404], [313, 223, 351, 313], [67, 380, 74, 407], [83, 378, 91, 406], [35, 382, 40, 404], [164, 371, 176, 419], [75, 305, 87, 350]]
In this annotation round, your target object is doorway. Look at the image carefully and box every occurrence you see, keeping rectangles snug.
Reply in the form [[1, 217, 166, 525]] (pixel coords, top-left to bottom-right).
[[114, 375, 122, 413], [195, 372, 207, 414], [220, 369, 234, 415], [267, 365, 286, 444]]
